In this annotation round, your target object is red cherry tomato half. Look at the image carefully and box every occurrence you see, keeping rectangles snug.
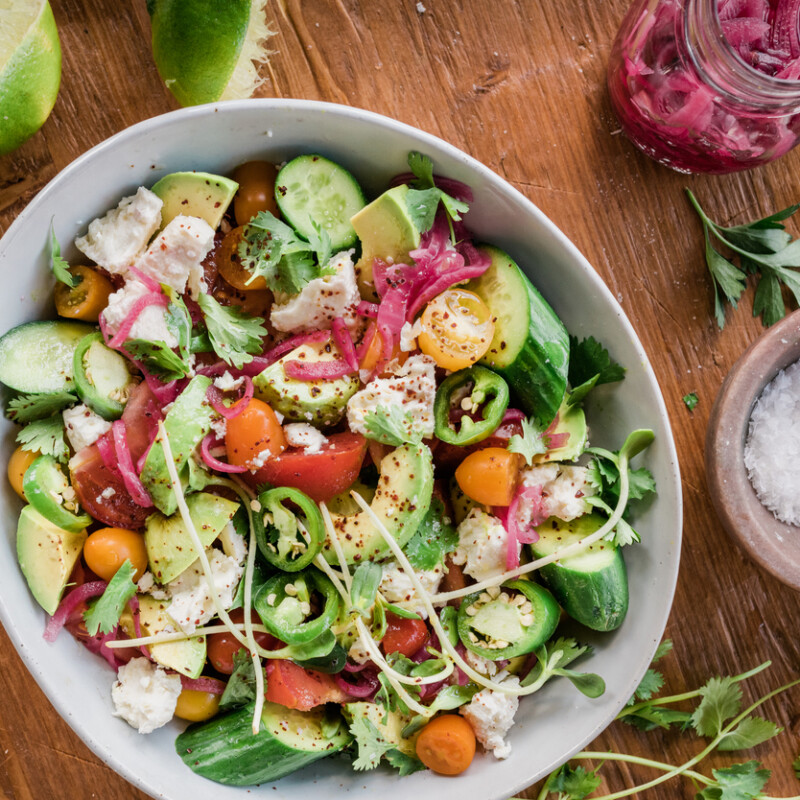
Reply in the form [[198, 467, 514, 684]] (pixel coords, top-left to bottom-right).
[[207, 609, 280, 675], [381, 612, 429, 657], [264, 660, 350, 710]]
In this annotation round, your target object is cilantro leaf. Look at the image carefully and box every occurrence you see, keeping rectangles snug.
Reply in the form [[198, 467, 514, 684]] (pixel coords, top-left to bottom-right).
[[83, 560, 138, 636], [507, 416, 548, 465], [405, 152, 469, 234], [163, 286, 192, 358], [408, 151, 436, 188], [683, 392, 699, 411], [654, 639, 674, 660], [17, 416, 68, 461], [696, 761, 770, 800], [547, 763, 603, 800], [348, 716, 395, 771], [362, 405, 424, 447], [125, 339, 191, 382], [404, 497, 458, 571], [219, 649, 259, 710], [793, 754, 800, 780], [567, 374, 599, 408], [717, 716, 781, 752], [568, 335, 626, 391], [6, 391, 76, 423], [307, 220, 332, 268], [691, 676, 742, 738], [632, 668, 665, 703], [196, 292, 267, 369], [622, 705, 693, 732], [49, 222, 76, 288], [384, 749, 426, 776], [406, 187, 444, 233], [586, 448, 657, 513]]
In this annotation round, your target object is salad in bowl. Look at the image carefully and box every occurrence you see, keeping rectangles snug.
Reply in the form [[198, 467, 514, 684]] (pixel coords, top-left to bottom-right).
[[0, 100, 680, 800]]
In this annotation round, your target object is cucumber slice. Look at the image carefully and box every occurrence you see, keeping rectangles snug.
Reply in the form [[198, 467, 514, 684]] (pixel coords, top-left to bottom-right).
[[0, 321, 94, 394], [72, 332, 137, 420], [531, 513, 629, 632], [275, 155, 366, 251], [469, 246, 569, 427], [175, 701, 351, 785]]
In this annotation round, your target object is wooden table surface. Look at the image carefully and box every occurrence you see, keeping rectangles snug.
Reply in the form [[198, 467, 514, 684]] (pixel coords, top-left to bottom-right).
[[1, 1, 799, 798]]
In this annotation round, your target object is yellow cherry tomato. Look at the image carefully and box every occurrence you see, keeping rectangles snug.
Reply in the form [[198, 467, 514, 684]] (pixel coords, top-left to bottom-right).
[[7, 446, 39, 500], [174, 688, 221, 722], [233, 160, 280, 226], [216, 225, 267, 291], [455, 447, 522, 507], [54, 265, 114, 322], [417, 288, 495, 371], [83, 527, 148, 581]]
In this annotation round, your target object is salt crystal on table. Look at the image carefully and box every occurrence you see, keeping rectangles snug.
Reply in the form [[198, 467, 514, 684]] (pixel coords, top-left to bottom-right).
[[743, 359, 800, 527]]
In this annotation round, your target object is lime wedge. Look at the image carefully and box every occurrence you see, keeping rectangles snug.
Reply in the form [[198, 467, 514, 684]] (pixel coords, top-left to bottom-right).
[[149, 0, 273, 107], [0, 0, 61, 156]]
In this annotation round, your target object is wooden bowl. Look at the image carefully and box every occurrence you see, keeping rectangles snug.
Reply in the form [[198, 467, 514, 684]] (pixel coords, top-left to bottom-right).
[[706, 309, 800, 590]]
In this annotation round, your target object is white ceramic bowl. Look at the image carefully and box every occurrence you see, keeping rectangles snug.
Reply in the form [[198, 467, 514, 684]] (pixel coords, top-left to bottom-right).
[[0, 100, 682, 800]]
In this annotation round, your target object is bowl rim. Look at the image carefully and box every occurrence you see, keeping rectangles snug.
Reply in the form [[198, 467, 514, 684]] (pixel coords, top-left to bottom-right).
[[705, 309, 800, 590], [0, 98, 683, 799]]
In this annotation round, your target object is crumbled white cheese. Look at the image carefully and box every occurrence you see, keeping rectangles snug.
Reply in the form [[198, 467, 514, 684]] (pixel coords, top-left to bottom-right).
[[100, 486, 116, 499], [399, 319, 423, 352], [111, 657, 181, 734], [460, 673, 520, 759], [520, 464, 593, 523], [283, 422, 328, 455], [347, 354, 437, 438], [213, 371, 245, 393], [62, 403, 112, 452], [166, 548, 244, 634], [464, 648, 500, 677], [348, 639, 371, 665], [270, 250, 361, 333], [452, 508, 516, 583], [218, 521, 248, 563], [209, 416, 227, 440], [378, 559, 443, 620], [102, 279, 178, 347], [137, 571, 168, 600], [75, 187, 162, 274], [134, 215, 215, 295], [249, 448, 272, 470]]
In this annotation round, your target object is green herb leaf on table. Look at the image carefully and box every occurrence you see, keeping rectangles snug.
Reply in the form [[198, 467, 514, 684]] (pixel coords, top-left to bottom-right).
[[717, 716, 781, 752], [546, 763, 603, 800], [362, 405, 424, 447], [49, 222, 76, 288], [403, 497, 459, 571], [691, 676, 743, 738], [793, 754, 800, 780], [196, 292, 267, 369], [6, 391, 76, 423], [125, 339, 191, 382], [683, 392, 699, 411], [695, 761, 771, 800], [83, 560, 138, 637], [17, 416, 69, 461], [507, 416, 548, 466]]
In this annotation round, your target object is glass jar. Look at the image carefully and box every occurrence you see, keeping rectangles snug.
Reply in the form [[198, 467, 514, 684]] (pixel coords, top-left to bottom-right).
[[607, 0, 800, 173]]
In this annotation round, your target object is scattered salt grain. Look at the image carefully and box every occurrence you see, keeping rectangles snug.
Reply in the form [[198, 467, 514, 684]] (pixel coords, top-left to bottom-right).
[[743, 359, 800, 526]]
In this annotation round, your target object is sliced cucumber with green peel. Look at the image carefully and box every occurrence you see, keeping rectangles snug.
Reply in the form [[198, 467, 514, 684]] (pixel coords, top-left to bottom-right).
[[175, 701, 351, 785], [0, 320, 94, 394], [275, 154, 366, 250], [72, 332, 137, 420], [531, 513, 628, 632], [469, 246, 569, 427]]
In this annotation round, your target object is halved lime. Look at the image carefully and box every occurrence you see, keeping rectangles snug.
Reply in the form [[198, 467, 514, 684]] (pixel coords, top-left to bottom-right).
[[149, 0, 273, 107], [0, 0, 61, 156]]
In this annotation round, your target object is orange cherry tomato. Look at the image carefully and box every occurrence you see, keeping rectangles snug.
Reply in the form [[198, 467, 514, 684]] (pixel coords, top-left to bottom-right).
[[359, 325, 384, 373], [174, 688, 221, 722], [233, 160, 279, 226], [381, 612, 429, 657], [455, 447, 522, 507], [225, 398, 287, 469], [83, 527, 148, 582], [54, 266, 114, 322], [7, 445, 38, 500], [418, 288, 495, 371], [415, 714, 476, 775], [215, 226, 267, 291]]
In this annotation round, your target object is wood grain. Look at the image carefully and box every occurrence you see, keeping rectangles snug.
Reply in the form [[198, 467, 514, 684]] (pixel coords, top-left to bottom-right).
[[1, 0, 799, 797]]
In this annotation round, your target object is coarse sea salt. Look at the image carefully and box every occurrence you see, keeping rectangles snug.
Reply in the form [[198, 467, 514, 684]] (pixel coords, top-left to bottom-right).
[[743, 359, 800, 527]]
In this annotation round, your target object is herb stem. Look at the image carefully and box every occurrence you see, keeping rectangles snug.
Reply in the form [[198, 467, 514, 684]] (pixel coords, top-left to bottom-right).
[[574, 751, 711, 785]]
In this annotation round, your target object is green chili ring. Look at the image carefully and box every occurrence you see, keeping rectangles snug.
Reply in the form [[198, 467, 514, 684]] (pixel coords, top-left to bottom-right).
[[456, 579, 559, 661], [254, 486, 325, 572], [72, 331, 134, 420], [23, 455, 91, 533], [434, 365, 509, 446], [253, 569, 341, 645]]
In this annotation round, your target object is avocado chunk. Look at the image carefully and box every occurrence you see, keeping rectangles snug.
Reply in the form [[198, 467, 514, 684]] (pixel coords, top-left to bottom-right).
[[539, 398, 588, 463], [343, 702, 420, 757], [253, 339, 359, 427], [120, 594, 206, 678], [321, 444, 433, 565], [140, 375, 214, 515], [17, 505, 87, 615], [150, 171, 238, 230], [145, 491, 240, 584], [350, 185, 421, 298]]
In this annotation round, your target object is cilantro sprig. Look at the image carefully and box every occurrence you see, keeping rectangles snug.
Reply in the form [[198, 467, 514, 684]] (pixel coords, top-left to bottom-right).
[[507, 416, 549, 465], [406, 151, 470, 235], [362, 405, 424, 447], [49, 222, 76, 288], [17, 415, 69, 461], [6, 391, 76, 423], [568, 335, 626, 406], [196, 292, 267, 369], [83, 560, 138, 637], [687, 190, 800, 329]]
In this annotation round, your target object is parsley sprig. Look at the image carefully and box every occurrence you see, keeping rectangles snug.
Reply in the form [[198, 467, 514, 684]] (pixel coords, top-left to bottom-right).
[[406, 151, 470, 235], [687, 190, 800, 329]]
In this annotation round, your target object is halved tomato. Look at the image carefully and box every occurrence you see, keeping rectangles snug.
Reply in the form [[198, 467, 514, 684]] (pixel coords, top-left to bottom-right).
[[264, 660, 350, 710], [381, 612, 429, 657], [120, 381, 161, 465], [245, 431, 367, 503]]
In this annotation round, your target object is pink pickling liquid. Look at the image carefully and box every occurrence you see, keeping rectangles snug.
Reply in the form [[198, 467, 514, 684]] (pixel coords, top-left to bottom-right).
[[608, 0, 800, 173]]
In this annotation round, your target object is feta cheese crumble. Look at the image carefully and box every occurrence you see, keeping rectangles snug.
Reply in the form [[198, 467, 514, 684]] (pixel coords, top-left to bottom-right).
[[213, 371, 245, 392], [378, 559, 443, 619], [102, 279, 178, 347], [62, 404, 112, 452], [111, 657, 181, 734], [460, 673, 520, 759], [452, 508, 516, 583], [519, 464, 594, 523], [75, 187, 162, 274], [283, 423, 328, 454]]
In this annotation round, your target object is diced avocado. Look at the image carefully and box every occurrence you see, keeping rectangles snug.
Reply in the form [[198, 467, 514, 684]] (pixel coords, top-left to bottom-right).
[[253, 339, 359, 427], [16, 505, 86, 615], [343, 702, 420, 757], [350, 185, 421, 299], [322, 444, 433, 565], [538, 398, 588, 464], [141, 375, 214, 515], [449, 474, 484, 525], [145, 491, 240, 584], [119, 595, 206, 678], [150, 171, 238, 230]]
